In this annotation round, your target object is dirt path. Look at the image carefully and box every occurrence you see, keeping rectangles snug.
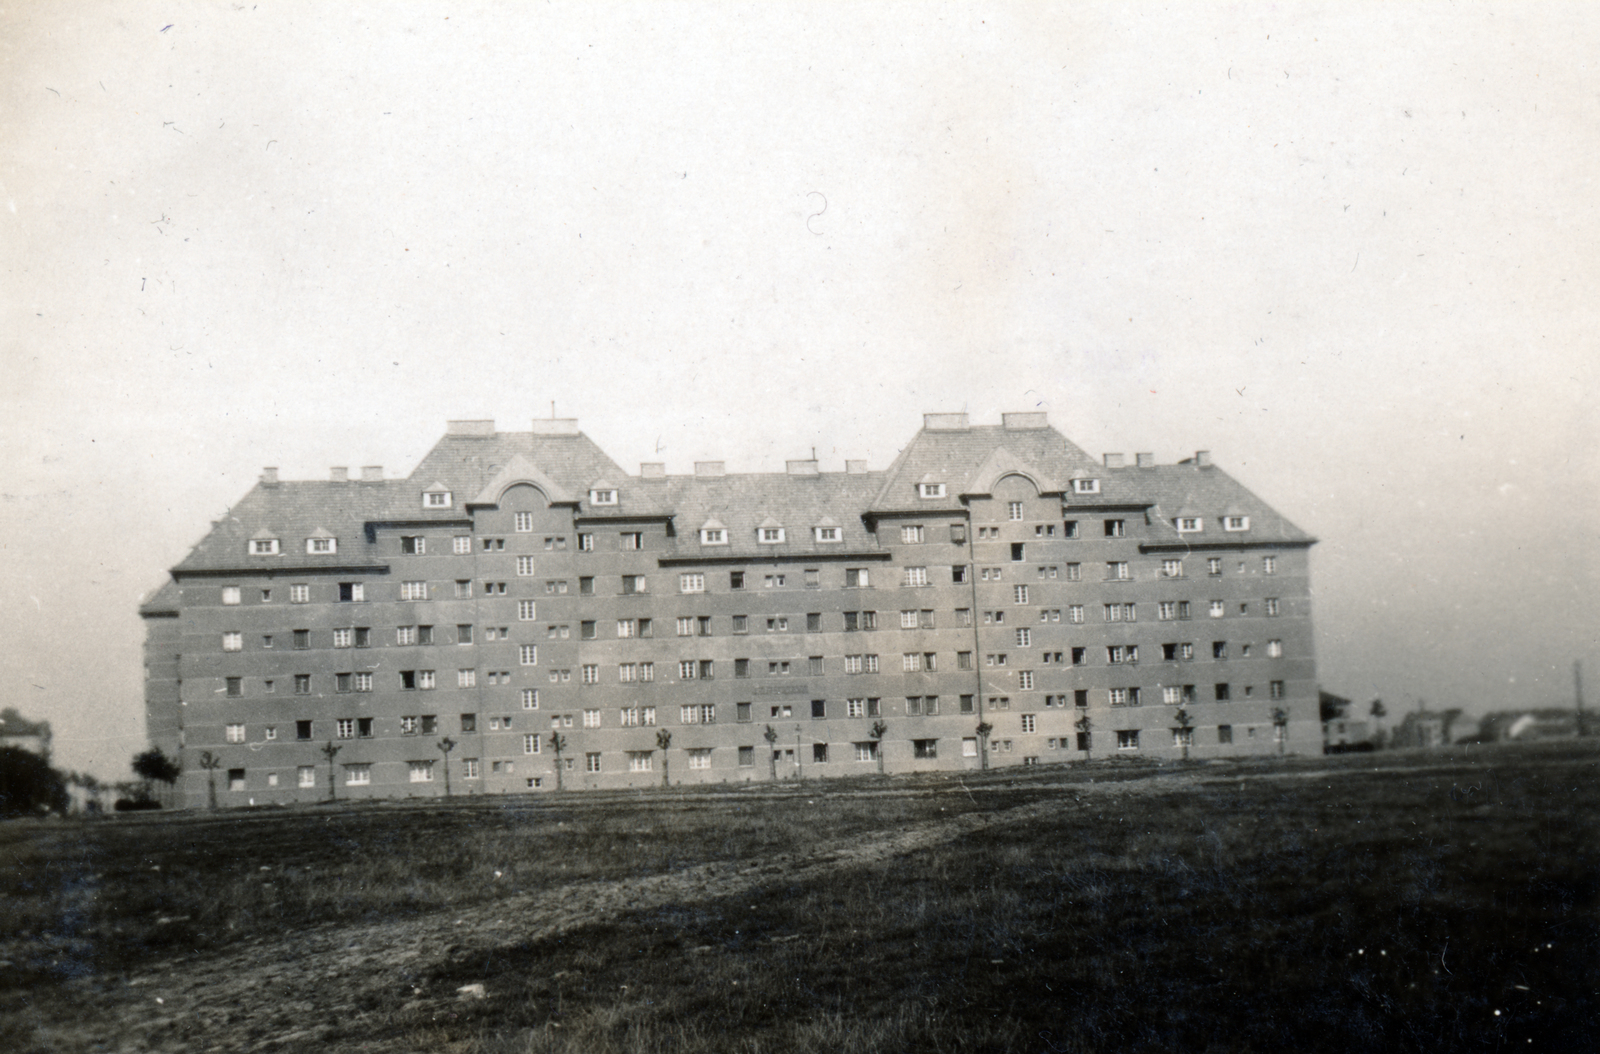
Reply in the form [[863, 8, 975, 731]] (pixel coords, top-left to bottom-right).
[[25, 780, 1183, 1053]]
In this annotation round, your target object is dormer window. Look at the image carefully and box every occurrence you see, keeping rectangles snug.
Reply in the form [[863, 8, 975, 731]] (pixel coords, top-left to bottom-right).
[[700, 528, 727, 545], [1073, 478, 1101, 494], [1176, 517, 1204, 533], [306, 536, 338, 554], [814, 526, 842, 543], [423, 490, 452, 509], [919, 482, 946, 499], [1223, 516, 1250, 532], [759, 527, 786, 544], [589, 489, 618, 506], [250, 538, 281, 555]]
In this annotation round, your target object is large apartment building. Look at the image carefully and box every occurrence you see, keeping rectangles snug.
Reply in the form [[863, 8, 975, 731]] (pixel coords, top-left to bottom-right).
[[141, 412, 1317, 806]]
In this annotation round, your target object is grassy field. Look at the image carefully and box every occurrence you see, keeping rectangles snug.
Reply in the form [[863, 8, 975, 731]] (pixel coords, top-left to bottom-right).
[[2, 743, 1595, 1053]]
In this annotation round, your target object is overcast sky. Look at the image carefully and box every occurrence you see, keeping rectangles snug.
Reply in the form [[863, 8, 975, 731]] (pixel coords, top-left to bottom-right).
[[4, 3, 1596, 779]]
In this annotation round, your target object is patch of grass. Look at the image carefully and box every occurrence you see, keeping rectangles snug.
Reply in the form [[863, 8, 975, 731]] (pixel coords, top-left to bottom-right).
[[401, 744, 1598, 1053], [0, 781, 1044, 987]]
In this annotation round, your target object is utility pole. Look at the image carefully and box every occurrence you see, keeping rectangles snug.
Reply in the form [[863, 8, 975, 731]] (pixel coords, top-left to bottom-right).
[[1576, 661, 1587, 738]]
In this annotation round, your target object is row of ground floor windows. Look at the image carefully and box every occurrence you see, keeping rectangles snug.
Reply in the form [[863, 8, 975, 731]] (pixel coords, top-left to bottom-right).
[[212, 724, 1289, 791]]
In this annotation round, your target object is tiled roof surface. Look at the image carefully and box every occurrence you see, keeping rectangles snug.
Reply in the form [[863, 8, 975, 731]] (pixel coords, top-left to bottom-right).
[[1128, 465, 1313, 545], [872, 424, 1098, 510], [139, 580, 182, 614], [166, 422, 1308, 576], [641, 471, 890, 558], [172, 480, 425, 572]]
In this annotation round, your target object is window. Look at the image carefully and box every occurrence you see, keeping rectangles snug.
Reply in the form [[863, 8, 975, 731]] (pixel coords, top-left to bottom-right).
[[519, 733, 540, 755], [678, 573, 707, 594], [919, 482, 946, 498], [1206, 600, 1225, 619], [292, 674, 311, 695], [1066, 605, 1084, 624], [220, 631, 244, 653], [759, 527, 786, 544], [700, 527, 727, 545], [1104, 519, 1126, 538], [345, 763, 372, 785], [1103, 603, 1136, 623], [407, 760, 434, 783], [614, 531, 642, 552], [1267, 639, 1283, 658], [902, 652, 922, 672], [897, 566, 926, 588], [1107, 562, 1131, 581], [1018, 671, 1035, 690], [289, 584, 310, 604], [510, 643, 536, 667], [1020, 714, 1036, 734], [901, 525, 924, 544], [1270, 680, 1285, 700], [1161, 559, 1184, 579], [1214, 683, 1231, 701], [986, 654, 1008, 667], [845, 568, 870, 588], [1212, 641, 1228, 660], [1010, 543, 1026, 563], [1013, 584, 1029, 604], [622, 575, 647, 595], [251, 538, 281, 555], [855, 742, 878, 763], [1176, 517, 1203, 534], [1265, 598, 1281, 617], [400, 581, 427, 602], [221, 722, 245, 744], [913, 739, 938, 759], [295, 765, 316, 787], [1116, 730, 1140, 750], [481, 538, 505, 552], [766, 617, 789, 633], [1224, 516, 1250, 531], [625, 751, 654, 774], [580, 664, 599, 685], [590, 488, 618, 506], [220, 586, 241, 606], [1263, 555, 1278, 574]]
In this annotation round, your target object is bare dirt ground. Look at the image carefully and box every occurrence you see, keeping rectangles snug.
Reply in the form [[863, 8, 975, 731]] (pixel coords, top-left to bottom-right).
[[18, 778, 1146, 1053]]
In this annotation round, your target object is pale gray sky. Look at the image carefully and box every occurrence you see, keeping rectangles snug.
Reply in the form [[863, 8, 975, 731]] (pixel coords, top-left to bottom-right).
[[4, 2, 1596, 779]]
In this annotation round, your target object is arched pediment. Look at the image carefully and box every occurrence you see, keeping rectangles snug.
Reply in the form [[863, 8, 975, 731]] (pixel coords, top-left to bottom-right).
[[467, 455, 577, 507]]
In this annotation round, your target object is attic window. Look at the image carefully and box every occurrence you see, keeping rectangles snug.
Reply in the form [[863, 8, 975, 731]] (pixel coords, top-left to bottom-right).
[[700, 528, 727, 545], [919, 483, 946, 499], [424, 491, 452, 508], [759, 527, 786, 544], [1176, 517, 1204, 533], [1072, 478, 1101, 494], [306, 537, 338, 554], [814, 526, 842, 543], [250, 538, 281, 555], [1224, 516, 1251, 532], [590, 489, 618, 506]]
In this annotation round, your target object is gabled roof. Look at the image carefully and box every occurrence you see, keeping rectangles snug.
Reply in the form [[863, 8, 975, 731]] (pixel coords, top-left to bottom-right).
[[1130, 466, 1313, 546], [468, 455, 577, 507], [871, 423, 1097, 512]]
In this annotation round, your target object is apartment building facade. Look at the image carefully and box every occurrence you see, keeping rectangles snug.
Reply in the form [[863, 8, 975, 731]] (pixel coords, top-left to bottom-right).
[[140, 412, 1317, 806]]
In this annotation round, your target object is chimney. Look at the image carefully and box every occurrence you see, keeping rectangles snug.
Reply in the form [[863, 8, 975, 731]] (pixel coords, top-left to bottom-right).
[[694, 461, 726, 478], [845, 460, 869, 474], [1103, 453, 1125, 469], [922, 412, 970, 431], [261, 467, 279, 485], [361, 465, 384, 482], [1195, 450, 1213, 468], [640, 462, 666, 479], [330, 466, 349, 482], [446, 419, 495, 437], [1135, 453, 1154, 469], [786, 459, 820, 477], [531, 418, 581, 436], [1002, 412, 1049, 430]]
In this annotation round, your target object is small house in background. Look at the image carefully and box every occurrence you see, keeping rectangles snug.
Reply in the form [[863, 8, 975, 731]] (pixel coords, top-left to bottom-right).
[[1389, 707, 1464, 749], [1320, 690, 1373, 752], [1476, 709, 1580, 742], [0, 707, 52, 760]]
